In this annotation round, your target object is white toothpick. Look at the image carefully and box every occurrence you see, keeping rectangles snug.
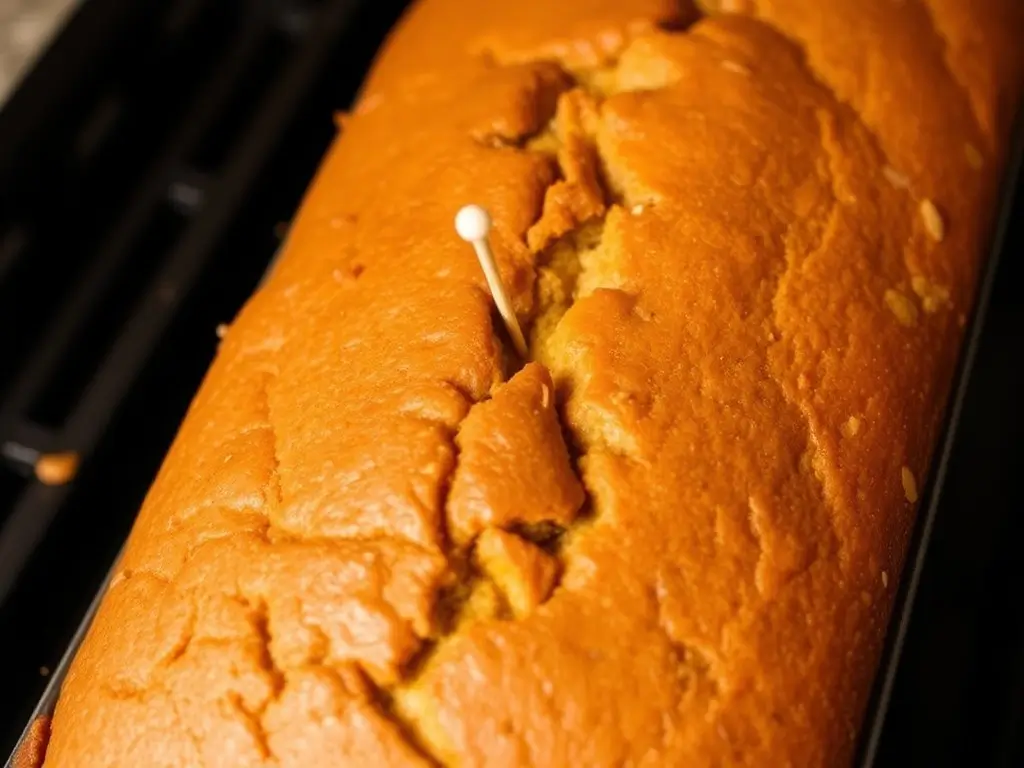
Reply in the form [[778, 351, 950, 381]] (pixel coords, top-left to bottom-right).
[[455, 204, 528, 358]]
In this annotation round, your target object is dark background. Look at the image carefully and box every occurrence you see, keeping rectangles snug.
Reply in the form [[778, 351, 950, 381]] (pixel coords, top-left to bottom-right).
[[0, 1, 1021, 765]]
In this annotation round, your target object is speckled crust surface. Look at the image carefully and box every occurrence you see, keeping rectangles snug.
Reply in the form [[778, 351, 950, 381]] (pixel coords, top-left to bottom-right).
[[39, 1, 1024, 766], [11, 716, 49, 768]]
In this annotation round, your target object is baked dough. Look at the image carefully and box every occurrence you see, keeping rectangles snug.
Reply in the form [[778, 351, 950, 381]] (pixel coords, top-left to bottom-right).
[[40, 1, 1024, 765]]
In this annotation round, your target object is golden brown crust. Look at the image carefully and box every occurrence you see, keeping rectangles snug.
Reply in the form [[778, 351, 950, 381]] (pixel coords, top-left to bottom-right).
[[42, 1, 1023, 766], [475, 528, 560, 618], [449, 362, 584, 545], [11, 716, 49, 768]]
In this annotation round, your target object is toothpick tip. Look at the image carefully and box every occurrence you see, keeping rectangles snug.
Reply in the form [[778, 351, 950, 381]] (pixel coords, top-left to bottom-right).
[[455, 204, 492, 242]]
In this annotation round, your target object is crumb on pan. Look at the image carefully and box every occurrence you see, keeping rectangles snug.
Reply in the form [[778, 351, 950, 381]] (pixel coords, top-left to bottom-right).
[[34, 452, 80, 486]]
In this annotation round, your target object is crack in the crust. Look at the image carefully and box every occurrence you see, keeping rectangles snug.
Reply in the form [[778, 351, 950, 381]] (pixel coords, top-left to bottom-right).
[[737, 22, 957, 580], [250, 600, 287, 698], [236, 598, 286, 765], [67, 37, 658, 768], [362, 671, 445, 768], [650, 577, 715, 689], [141, 362, 475, 766], [763, 108, 847, 574], [169, 696, 205, 764], [648, 576, 721, 759], [741, 15, 917, 180], [128, 595, 286, 759], [302, 620, 331, 665], [744, 4, 978, 308], [163, 603, 197, 667], [469, 62, 572, 152], [257, 375, 286, 514], [371, 63, 619, 760], [433, 418, 463, 558], [359, 383, 486, 765], [227, 692, 277, 763], [520, 88, 611, 548], [511, 519, 568, 553]]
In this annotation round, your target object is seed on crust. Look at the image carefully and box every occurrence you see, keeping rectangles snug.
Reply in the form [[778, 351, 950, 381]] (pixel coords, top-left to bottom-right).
[[884, 290, 918, 327], [919, 199, 945, 242], [901, 466, 918, 503], [965, 143, 984, 170], [882, 165, 910, 189]]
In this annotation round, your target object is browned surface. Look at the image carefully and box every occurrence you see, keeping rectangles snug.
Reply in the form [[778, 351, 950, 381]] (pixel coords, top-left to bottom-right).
[[449, 363, 584, 545], [41, 1, 1024, 766], [11, 716, 49, 768], [476, 527, 560, 618]]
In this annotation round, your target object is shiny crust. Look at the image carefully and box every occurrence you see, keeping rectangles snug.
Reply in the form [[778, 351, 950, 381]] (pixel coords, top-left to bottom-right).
[[42, 1, 1024, 766]]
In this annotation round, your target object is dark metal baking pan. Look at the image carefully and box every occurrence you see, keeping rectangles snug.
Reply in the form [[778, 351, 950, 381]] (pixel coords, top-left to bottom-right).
[[2, 0, 1023, 764]]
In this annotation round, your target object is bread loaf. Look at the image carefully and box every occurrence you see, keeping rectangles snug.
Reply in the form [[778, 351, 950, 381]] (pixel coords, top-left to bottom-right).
[[40, 1, 1024, 765]]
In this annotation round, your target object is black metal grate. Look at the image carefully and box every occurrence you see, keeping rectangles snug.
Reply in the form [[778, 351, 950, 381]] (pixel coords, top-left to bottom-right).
[[0, 0, 412, 756]]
